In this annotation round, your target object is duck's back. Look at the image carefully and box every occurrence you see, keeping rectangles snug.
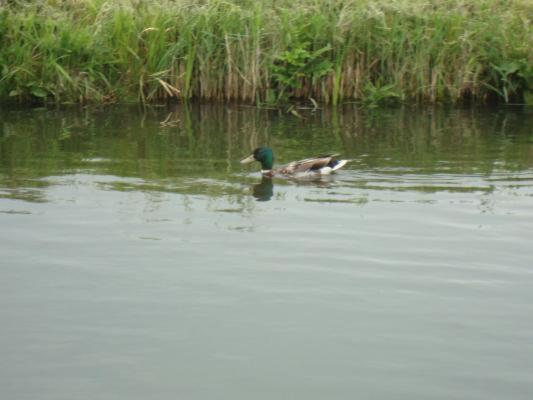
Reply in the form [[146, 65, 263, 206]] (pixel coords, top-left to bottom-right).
[[279, 154, 340, 174]]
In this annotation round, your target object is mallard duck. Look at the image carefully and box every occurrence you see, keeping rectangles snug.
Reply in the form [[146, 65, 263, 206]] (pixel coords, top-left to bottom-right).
[[240, 147, 348, 177]]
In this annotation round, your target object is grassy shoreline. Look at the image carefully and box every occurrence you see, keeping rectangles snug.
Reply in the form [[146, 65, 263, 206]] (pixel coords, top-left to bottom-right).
[[0, 0, 531, 106]]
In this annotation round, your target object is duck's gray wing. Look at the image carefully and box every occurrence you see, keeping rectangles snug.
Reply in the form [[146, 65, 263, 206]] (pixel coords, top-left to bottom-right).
[[279, 154, 339, 174]]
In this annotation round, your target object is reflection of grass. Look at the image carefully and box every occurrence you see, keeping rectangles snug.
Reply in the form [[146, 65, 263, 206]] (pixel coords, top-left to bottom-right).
[[357, 184, 494, 194], [0, 189, 48, 203], [0, 176, 50, 203], [0, 105, 531, 192], [0, 0, 530, 105], [98, 179, 247, 197], [95, 177, 260, 214]]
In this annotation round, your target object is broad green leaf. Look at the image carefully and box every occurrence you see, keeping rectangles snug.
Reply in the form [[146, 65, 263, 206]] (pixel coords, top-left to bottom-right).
[[31, 87, 48, 98]]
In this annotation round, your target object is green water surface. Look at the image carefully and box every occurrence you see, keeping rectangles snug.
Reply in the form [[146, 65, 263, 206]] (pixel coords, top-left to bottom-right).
[[1, 105, 532, 399]]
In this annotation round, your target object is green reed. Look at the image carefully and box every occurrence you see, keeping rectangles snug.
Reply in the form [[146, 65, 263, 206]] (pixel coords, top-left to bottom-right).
[[0, 0, 531, 105]]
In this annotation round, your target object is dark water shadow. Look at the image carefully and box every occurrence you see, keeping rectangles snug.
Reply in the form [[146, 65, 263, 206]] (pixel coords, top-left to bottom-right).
[[252, 177, 274, 201], [250, 173, 341, 202]]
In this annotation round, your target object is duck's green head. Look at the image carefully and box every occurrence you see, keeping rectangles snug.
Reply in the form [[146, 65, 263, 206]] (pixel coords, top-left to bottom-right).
[[240, 147, 274, 170]]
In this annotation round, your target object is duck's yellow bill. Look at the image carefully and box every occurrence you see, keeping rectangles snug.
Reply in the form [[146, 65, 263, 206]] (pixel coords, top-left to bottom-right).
[[240, 154, 255, 164]]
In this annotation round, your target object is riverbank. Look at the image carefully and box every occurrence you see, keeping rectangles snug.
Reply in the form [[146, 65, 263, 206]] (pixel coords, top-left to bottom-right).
[[1, 0, 531, 105]]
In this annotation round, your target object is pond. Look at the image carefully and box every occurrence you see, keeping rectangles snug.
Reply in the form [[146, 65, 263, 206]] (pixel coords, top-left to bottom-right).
[[1, 105, 532, 399]]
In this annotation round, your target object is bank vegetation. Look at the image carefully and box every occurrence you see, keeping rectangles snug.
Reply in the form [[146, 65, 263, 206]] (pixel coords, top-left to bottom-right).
[[0, 0, 531, 106]]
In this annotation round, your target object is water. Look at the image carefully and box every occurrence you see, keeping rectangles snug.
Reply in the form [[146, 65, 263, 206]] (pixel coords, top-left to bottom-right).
[[1, 105, 532, 400]]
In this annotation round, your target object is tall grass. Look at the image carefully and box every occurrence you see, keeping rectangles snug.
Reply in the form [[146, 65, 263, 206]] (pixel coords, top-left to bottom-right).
[[0, 0, 531, 105]]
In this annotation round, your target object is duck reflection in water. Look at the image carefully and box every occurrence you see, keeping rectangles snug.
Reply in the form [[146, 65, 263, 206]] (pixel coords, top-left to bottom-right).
[[252, 177, 274, 201], [250, 175, 337, 202]]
